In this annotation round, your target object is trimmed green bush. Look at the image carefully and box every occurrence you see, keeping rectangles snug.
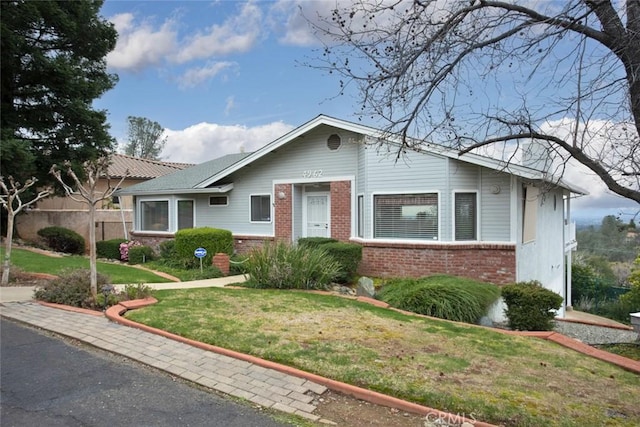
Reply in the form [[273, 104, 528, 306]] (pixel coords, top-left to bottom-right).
[[297, 237, 337, 249], [501, 281, 563, 331], [297, 237, 362, 283], [244, 241, 341, 290], [34, 269, 110, 308], [128, 245, 155, 265], [96, 238, 127, 260], [37, 226, 85, 254], [319, 242, 362, 283], [175, 227, 233, 267], [377, 275, 501, 323]]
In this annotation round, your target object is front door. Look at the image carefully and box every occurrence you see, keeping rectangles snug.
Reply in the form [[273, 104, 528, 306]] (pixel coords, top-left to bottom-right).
[[305, 194, 330, 237]]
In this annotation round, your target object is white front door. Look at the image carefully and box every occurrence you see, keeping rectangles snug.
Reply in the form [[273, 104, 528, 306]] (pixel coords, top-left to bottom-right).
[[305, 193, 330, 237]]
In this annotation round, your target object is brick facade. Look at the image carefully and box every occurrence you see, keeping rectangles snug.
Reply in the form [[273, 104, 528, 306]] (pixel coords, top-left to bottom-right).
[[356, 240, 516, 285], [330, 180, 351, 242], [274, 183, 292, 241], [233, 235, 274, 255]]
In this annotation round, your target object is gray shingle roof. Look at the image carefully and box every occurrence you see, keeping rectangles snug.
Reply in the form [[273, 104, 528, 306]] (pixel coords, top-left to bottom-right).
[[116, 152, 252, 195]]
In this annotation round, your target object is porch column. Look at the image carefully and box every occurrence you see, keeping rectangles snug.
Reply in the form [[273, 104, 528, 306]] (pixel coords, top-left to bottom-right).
[[330, 180, 351, 242], [274, 183, 292, 242]]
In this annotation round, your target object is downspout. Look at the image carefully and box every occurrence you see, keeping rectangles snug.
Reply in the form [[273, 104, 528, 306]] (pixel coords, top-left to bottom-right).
[[120, 196, 129, 240]]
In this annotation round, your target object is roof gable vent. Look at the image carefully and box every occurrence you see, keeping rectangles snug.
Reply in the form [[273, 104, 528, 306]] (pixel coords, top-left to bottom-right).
[[327, 134, 341, 151]]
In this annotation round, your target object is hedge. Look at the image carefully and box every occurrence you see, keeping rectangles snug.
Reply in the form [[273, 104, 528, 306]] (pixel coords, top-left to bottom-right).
[[174, 227, 233, 266], [128, 245, 155, 265], [96, 238, 127, 260], [320, 242, 362, 283]]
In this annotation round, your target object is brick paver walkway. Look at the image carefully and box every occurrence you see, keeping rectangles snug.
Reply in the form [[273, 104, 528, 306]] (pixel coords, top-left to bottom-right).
[[0, 301, 329, 423]]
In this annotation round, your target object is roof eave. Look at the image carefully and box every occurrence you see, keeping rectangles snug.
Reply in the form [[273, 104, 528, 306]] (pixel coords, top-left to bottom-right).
[[116, 183, 234, 197]]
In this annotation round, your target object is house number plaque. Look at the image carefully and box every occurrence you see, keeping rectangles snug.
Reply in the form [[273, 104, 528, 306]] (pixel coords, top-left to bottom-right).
[[303, 169, 323, 178]]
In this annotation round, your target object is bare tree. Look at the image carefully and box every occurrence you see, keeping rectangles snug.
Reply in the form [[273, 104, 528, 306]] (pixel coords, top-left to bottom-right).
[[0, 176, 50, 285], [50, 158, 127, 297], [310, 0, 640, 203]]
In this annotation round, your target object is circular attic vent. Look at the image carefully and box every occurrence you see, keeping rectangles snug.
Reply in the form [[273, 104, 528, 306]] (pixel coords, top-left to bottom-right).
[[327, 134, 342, 151]]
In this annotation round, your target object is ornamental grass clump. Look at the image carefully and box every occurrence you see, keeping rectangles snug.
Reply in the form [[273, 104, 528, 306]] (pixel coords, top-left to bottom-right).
[[244, 241, 341, 289], [377, 275, 501, 324]]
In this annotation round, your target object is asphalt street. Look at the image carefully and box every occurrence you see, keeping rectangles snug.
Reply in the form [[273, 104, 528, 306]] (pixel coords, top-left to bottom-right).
[[0, 318, 288, 427]]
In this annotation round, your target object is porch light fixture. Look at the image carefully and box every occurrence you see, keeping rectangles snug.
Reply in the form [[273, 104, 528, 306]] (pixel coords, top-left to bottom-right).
[[278, 191, 286, 200]]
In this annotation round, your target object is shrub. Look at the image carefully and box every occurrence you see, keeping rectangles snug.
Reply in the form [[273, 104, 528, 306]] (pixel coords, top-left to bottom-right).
[[175, 227, 233, 267], [37, 226, 85, 254], [158, 239, 176, 259], [119, 240, 142, 261], [319, 242, 362, 283], [34, 269, 110, 308], [571, 263, 610, 304], [297, 237, 337, 249], [377, 275, 501, 323], [122, 283, 154, 300], [230, 254, 249, 275], [244, 241, 341, 290], [501, 281, 563, 331], [96, 239, 127, 260], [297, 238, 362, 283], [128, 245, 155, 264]]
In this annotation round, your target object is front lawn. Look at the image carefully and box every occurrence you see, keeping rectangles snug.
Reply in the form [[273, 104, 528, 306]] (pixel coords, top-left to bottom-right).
[[0, 248, 172, 284], [126, 287, 640, 427]]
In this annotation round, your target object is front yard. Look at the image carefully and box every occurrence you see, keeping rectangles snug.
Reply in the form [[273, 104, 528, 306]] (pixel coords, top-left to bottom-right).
[[126, 287, 640, 427]]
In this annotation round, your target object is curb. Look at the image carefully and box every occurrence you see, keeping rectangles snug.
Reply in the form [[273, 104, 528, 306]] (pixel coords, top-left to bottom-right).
[[106, 299, 495, 427]]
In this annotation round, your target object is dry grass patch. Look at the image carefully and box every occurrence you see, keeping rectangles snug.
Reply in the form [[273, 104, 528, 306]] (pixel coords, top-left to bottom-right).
[[126, 288, 640, 427]]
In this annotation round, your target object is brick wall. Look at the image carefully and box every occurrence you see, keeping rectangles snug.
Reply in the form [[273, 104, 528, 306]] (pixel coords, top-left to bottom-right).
[[330, 180, 351, 242], [357, 240, 516, 285], [129, 232, 174, 253], [234, 235, 274, 255], [274, 183, 292, 241]]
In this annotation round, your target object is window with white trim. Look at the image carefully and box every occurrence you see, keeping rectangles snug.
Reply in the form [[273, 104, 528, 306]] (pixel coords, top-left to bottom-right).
[[140, 200, 169, 231], [251, 195, 271, 222], [177, 200, 194, 230], [209, 195, 228, 206], [454, 192, 477, 240], [374, 194, 438, 239]]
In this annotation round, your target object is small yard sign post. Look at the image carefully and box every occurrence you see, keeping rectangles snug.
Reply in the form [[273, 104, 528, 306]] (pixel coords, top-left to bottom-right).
[[194, 247, 207, 273]]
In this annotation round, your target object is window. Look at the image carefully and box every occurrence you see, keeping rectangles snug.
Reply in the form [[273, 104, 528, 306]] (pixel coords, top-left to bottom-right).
[[251, 195, 271, 222], [522, 185, 539, 243], [374, 194, 438, 239], [357, 195, 364, 238], [140, 200, 169, 231], [454, 193, 477, 240], [177, 200, 194, 230], [209, 196, 228, 206]]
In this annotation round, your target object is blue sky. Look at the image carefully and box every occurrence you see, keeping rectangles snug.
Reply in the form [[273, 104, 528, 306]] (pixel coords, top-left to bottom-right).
[[95, 0, 638, 221]]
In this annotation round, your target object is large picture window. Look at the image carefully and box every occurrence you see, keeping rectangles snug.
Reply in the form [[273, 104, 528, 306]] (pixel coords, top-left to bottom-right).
[[177, 200, 194, 230], [374, 194, 438, 239], [141, 200, 169, 231], [454, 192, 477, 240], [251, 195, 271, 222]]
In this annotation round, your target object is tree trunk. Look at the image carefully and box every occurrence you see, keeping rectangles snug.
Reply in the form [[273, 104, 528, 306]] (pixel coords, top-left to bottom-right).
[[88, 204, 97, 297], [1, 212, 14, 286]]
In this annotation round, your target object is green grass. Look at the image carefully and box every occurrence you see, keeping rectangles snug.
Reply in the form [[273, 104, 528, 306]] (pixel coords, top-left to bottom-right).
[[126, 287, 640, 427], [1, 247, 172, 284]]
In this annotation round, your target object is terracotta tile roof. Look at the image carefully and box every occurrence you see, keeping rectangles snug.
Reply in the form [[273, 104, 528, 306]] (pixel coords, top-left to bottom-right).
[[108, 154, 194, 179]]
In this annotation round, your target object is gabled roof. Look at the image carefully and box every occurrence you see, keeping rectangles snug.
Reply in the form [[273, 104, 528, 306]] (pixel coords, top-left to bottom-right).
[[116, 152, 251, 195], [118, 114, 587, 196], [109, 153, 193, 179]]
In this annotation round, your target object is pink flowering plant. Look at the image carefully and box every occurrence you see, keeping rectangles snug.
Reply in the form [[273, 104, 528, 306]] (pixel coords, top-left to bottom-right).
[[119, 240, 142, 262]]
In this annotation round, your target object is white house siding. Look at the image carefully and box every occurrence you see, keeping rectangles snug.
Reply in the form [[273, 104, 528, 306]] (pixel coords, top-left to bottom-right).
[[516, 183, 567, 316], [193, 126, 360, 236], [480, 170, 512, 242]]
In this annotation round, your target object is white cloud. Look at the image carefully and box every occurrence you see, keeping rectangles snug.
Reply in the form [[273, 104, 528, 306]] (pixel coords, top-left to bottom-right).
[[224, 96, 236, 116], [106, 13, 178, 71], [174, 3, 263, 63], [178, 61, 237, 89], [161, 121, 295, 164]]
